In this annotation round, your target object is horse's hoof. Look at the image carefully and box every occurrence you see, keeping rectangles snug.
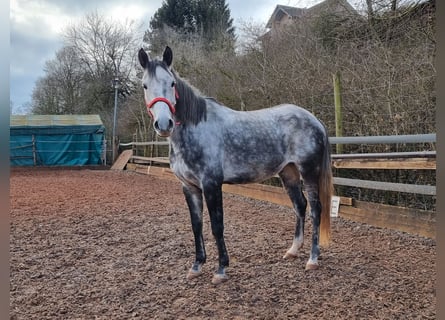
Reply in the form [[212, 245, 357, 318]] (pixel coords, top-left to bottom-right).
[[186, 268, 202, 280], [211, 273, 229, 285], [283, 251, 298, 260], [305, 263, 319, 270]]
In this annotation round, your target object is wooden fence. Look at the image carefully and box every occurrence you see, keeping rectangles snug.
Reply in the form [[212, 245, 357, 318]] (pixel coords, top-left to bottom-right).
[[119, 134, 436, 239]]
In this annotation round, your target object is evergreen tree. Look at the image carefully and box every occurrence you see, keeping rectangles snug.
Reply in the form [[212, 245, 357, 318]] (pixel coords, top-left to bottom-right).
[[146, 0, 235, 52], [194, 0, 235, 49], [149, 0, 195, 33]]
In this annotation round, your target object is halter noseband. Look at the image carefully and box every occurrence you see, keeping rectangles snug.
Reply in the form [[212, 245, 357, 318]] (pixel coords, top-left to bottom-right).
[[146, 87, 179, 119]]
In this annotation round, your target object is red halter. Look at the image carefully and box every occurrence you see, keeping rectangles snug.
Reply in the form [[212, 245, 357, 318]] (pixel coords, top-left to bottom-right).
[[146, 87, 179, 119]]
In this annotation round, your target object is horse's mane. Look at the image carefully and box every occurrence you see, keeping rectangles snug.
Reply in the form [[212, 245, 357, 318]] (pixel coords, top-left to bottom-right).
[[172, 71, 207, 125]]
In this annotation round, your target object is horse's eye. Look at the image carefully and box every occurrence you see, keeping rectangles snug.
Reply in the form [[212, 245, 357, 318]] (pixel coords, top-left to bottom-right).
[[143, 84, 147, 89], [171, 81, 176, 88]]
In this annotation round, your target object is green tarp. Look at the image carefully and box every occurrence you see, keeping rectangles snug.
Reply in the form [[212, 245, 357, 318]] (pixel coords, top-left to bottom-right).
[[10, 115, 105, 166]]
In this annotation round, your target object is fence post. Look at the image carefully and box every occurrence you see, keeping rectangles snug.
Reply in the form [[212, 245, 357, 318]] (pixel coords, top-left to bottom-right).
[[333, 72, 343, 154], [102, 137, 107, 165], [32, 134, 36, 166]]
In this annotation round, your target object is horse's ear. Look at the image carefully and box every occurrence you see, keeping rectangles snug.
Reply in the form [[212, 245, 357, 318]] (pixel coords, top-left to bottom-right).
[[138, 48, 149, 68], [163, 46, 173, 68]]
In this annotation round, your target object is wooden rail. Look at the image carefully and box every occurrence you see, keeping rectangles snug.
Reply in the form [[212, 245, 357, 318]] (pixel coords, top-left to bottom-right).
[[332, 157, 436, 170], [119, 133, 436, 239], [333, 177, 435, 196], [125, 163, 435, 239], [125, 154, 436, 195], [121, 134, 436, 148]]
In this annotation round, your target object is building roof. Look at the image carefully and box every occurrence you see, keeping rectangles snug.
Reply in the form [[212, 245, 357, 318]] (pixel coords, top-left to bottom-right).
[[10, 114, 104, 127], [306, 0, 357, 16], [266, 5, 306, 28], [265, 0, 358, 29]]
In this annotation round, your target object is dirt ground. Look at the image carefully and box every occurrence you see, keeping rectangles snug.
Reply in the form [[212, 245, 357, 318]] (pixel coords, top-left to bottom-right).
[[10, 168, 436, 319]]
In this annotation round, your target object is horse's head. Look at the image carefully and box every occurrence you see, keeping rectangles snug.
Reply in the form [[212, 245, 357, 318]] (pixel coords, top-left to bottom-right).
[[138, 46, 177, 137]]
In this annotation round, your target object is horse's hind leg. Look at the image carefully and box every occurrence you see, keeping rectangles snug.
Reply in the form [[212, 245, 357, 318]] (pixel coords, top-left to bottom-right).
[[182, 184, 206, 280], [279, 164, 307, 260], [301, 178, 322, 270]]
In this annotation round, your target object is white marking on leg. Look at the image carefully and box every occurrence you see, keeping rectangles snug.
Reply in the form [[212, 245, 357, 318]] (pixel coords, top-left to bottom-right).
[[283, 236, 303, 259]]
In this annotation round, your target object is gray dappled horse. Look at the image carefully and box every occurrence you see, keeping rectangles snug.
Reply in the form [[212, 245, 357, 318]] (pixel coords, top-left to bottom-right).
[[138, 46, 333, 284]]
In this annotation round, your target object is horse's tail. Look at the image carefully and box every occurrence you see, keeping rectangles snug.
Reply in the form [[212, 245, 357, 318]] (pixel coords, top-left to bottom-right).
[[319, 129, 333, 247]]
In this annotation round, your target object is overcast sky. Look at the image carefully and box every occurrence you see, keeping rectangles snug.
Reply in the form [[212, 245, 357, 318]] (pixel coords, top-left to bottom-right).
[[10, 0, 328, 114]]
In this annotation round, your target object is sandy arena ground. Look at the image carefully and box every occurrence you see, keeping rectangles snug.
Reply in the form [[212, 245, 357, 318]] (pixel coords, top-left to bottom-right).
[[10, 168, 436, 319]]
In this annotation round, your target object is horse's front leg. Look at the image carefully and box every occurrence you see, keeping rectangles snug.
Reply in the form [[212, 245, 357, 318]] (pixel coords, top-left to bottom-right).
[[182, 184, 206, 280], [203, 182, 229, 285]]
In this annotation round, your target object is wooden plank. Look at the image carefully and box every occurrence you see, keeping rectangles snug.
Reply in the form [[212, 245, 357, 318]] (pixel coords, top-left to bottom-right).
[[331, 151, 436, 159], [333, 177, 436, 195], [332, 158, 436, 170], [131, 156, 170, 164], [128, 154, 437, 170], [126, 163, 149, 174], [120, 141, 169, 147], [222, 183, 353, 207], [223, 184, 292, 207], [146, 166, 177, 180], [340, 197, 353, 206], [126, 163, 177, 180], [329, 134, 436, 145], [111, 149, 133, 170], [339, 201, 435, 239]]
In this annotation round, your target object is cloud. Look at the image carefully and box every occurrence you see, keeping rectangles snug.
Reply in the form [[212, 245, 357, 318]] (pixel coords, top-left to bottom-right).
[[10, 0, 71, 109], [10, 0, 162, 110], [9, 0, 299, 113]]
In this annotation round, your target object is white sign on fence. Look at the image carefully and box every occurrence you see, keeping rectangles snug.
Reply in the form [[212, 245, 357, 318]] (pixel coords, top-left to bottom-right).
[[331, 196, 340, 217]]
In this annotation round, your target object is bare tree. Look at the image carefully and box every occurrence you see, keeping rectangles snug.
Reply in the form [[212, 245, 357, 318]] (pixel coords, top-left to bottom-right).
[[32, 11, 144, 145], [63, 11, 141, 100], [32, 46, 84, 114]]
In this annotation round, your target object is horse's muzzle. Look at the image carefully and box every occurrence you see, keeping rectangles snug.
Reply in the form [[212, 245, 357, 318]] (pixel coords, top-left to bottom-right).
[[154, 118, 175, 137]]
